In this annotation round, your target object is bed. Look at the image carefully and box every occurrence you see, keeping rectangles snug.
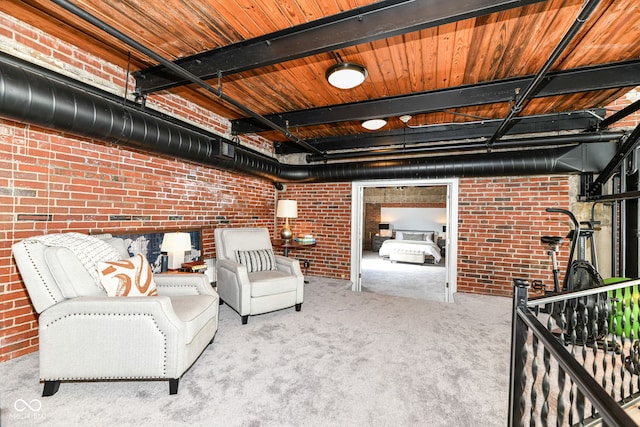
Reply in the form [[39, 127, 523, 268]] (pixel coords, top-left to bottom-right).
[[378, 230, 442, 264]]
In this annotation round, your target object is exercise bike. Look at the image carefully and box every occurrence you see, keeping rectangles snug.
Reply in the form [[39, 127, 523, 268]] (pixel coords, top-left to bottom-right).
[[538, 208, 609, 344]]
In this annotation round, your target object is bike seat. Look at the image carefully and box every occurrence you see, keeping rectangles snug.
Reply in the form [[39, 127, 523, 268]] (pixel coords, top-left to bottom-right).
[[541, 236, 563, 245]]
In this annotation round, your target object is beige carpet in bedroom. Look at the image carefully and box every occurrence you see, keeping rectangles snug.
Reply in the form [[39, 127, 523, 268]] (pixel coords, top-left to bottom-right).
[[361, 250, 447, 302]]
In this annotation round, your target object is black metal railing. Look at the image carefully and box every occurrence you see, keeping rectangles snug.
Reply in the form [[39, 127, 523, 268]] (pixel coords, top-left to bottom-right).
[[509, 279, 640, 426]]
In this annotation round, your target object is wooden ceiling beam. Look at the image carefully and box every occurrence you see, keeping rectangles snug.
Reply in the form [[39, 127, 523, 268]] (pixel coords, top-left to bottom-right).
[[133, 0, 545, 94], [233, 60, 640, 134]]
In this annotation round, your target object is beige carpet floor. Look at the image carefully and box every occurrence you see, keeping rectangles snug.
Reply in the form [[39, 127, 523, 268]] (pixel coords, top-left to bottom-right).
[[361, 251, 447, 302], [0, 277, 512, 427]]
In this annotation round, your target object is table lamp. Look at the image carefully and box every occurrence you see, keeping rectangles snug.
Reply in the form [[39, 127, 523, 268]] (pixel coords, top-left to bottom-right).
[[160, 232, 192, 270], [276, 199, 298, 241]]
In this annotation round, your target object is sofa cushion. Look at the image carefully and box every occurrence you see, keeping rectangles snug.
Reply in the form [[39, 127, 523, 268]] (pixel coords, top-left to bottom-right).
[[97, 254, 159, 297], [248, 270, 298, 297], [235, 249, 277, 273], [44, 247, 106, 298]]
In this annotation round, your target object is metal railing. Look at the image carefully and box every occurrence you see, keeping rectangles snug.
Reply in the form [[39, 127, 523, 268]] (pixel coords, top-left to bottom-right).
[[509, 278, 640, 426]]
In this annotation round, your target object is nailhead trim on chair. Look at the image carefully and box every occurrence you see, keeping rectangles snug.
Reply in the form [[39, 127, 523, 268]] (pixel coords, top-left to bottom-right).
[[24, 241, 61, 304], [42, 313, 168, 379]]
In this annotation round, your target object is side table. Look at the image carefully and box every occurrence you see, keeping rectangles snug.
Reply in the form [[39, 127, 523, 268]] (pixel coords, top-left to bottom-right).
[[272, 240, 316, 283], [372, 235, 392, 252]]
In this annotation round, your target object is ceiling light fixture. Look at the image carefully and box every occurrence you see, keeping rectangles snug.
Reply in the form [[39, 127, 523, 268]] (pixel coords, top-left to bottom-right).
[[326, 62, 367, 89], [362, 118, 387, 131]]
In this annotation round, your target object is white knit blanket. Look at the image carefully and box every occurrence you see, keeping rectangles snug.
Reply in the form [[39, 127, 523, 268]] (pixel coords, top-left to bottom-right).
[[29, 232, 121, 286]]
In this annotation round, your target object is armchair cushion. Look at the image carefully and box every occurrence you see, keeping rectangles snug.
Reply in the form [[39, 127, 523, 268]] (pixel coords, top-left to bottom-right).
[[44, 247, 105, 299], [249, 270, 299, 297], [235, 248, 277, 272], [97, 254, 159, 297]]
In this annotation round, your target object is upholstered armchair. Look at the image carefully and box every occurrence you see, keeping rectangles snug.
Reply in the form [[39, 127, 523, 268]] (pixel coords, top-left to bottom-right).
[[11, 232, 219, 396], [214, 227, 304, 324]]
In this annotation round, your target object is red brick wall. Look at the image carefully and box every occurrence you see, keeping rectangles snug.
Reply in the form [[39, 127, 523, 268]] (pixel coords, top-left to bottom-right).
[[457, 176, 571, 296], [277, 183, 352, 279]]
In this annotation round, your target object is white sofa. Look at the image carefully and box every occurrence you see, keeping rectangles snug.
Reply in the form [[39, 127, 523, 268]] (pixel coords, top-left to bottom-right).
[[12, 232, 219, 396]]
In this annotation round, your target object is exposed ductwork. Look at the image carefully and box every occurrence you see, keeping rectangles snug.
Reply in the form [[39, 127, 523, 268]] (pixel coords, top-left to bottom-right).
[[0, 56, 620, 185]]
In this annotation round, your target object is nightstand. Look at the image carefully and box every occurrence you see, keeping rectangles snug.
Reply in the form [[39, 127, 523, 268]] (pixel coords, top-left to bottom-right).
[[372, 235, 392, 251]]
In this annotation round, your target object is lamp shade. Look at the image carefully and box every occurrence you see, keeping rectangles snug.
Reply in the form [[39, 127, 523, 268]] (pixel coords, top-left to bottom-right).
[[161, 232, 192, 270], [160, 232, 192, 252], [326, 63, 367, 89], [276, 200, 298, 218]]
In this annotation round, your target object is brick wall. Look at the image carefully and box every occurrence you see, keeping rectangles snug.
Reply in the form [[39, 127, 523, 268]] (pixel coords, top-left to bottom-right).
[[457, 176, 571, 296], [277, 183, 352, 279]]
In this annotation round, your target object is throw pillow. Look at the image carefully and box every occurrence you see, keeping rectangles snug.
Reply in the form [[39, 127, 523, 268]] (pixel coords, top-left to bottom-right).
[[97, 254, 158, 297], [236, 249, 277, 273], [403, 233, 424, 241], [423, 232, 435, 242]]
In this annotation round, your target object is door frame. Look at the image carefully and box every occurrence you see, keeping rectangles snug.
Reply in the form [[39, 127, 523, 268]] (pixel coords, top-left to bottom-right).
[[350, 178, 459, 302]]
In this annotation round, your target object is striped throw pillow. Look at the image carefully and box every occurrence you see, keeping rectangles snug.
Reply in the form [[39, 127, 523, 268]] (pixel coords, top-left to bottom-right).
[[235, 249, 277, 273]]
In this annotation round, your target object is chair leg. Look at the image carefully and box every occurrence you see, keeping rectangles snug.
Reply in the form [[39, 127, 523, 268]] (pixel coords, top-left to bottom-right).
[[241, 315, 248, 325], [295, 303, 302, 312], [42, 380, 60, 397], [169, 378, 179, 395]]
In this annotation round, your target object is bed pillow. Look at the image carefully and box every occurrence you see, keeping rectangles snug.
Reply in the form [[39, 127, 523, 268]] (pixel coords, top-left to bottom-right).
[[97, 254, 158, 297], [423, 232, 435, 242], [402, 233, 424, 241], [394, 231, 404, 240], [236, 249, 277, 273]]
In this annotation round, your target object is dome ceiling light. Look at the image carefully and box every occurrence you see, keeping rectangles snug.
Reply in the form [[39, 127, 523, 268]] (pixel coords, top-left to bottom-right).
[[362, 118, 387, 131], [326, 62, 367, 89]]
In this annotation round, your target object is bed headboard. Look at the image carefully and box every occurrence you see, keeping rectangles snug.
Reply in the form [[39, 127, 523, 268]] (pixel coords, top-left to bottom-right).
[[394, 229, 436, 242]]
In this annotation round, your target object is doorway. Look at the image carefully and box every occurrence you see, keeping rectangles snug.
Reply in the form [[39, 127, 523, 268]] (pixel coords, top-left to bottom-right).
[[350, 178, 459, 302]]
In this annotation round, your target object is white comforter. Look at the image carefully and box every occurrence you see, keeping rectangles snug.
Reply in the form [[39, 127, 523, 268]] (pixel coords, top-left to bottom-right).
[[378, 239, 442, 263]]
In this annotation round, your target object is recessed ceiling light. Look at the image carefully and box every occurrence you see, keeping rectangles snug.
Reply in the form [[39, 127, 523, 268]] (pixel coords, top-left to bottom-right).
[[326, 63, 367, 89], [362, 118, 387, 131]]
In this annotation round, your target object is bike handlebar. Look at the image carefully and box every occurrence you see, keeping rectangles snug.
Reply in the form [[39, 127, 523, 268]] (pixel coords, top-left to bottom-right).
[[545, 207, 579, 230]]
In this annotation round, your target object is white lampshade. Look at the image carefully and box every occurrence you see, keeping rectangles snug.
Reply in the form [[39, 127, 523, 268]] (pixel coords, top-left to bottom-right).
[[276, 200, 298, 218], [161, 232, 192, 269], [276, 200, 298, 241], [326, 63, 367, 89]]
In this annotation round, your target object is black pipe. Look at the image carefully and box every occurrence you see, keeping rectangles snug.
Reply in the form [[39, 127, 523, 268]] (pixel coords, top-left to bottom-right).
[[0, 56, 613, 184], [306, 132, 624, 163]]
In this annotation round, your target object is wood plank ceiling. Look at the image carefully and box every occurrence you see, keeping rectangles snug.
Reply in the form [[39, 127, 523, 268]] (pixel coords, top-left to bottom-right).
[[3, 0, 640, 160]]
